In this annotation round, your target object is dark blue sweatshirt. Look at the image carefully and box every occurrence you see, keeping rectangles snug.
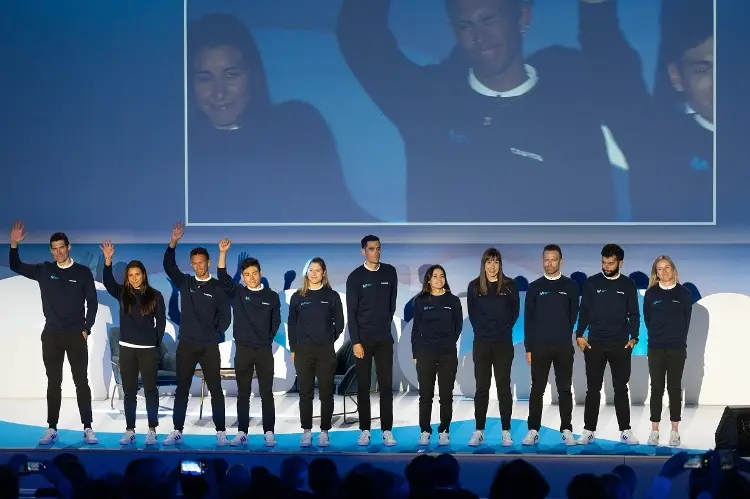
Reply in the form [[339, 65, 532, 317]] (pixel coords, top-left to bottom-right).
[[411, 292, 463, 357], [217, 267, 281, 347], [576, 273, 640, 344], [467, 278, 520, 343], [524, 275, 580, 352], [103, 263, 166, 347], [643, 284, 693, 349], [345, 263, 398, 345], [10, 247, 98, 334], [163, 246, 231, 345], [288, 287, 344, 352]]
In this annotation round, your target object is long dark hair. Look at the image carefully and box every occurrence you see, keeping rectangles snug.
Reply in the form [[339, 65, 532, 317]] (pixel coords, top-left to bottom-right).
[[121, 260, 158, 316], [476, 247, 509, 295], [419, 264, 451, 297]]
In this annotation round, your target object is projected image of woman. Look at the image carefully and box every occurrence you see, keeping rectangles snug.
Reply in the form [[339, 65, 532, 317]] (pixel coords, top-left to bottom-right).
[[411, 265, 463, 446], [643, 255, 692, 447], [187, 13, 369, 223], [100, 241, 166, 446]]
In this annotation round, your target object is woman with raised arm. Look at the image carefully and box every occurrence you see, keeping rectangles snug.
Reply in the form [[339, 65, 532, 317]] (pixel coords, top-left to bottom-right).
[[644, 255, 692, 447], [411, 265, 463, 447], [288, 257, 344, 448], [101, 241, 166, 446]]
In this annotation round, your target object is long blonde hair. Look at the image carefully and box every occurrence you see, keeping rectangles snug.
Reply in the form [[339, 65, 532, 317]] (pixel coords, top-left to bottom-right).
[[648, 255, 680, 289], [299, 257, 331, 297]]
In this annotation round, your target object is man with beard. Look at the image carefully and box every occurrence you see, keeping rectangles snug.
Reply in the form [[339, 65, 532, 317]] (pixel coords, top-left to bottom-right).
[[575, 244, 640, 446], [337, 0, 619, 223]]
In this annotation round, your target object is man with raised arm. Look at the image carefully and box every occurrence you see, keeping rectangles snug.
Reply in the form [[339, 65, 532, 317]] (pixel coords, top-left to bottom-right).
[[9, 221, 98, 445]]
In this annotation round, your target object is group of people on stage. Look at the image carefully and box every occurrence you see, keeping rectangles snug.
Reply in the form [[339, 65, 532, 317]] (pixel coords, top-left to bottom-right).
[[8, 221, 692, 449]]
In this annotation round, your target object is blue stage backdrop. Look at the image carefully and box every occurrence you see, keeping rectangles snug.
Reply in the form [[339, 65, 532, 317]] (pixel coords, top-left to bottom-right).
[[3, 0, 744, 244]]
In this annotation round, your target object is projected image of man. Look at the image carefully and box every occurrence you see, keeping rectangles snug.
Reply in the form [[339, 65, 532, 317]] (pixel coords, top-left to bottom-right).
[[338, 0, 618, 222], [187, 13, 369, 224], [578, 0, 713, 222]]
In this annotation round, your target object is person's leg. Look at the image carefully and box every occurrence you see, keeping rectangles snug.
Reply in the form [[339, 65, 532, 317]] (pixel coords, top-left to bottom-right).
[[295, 346, 315, 430], [119, 346, 139, 431], [354, 345, 374, 430], [609, 346, 633, 431], [472, 341, 492, 431], [373, 340, 394, 430], [255, 346, 277, 434], [317, 345, 338, 431], [493, 342, 515, 431], [648, 348, 668, 428], [436, 352, 458, 434], [553, 345, 575, 433], [583, 345, 608, 432], [41, 332, 65, 430], [173, 341, 200, 431], [64, 332, 93, 428], [233, 344, 253, 434], [138, 348, 160, 430], [666, 348, 687, 427], [199, 344, 226, 432], [416, 353, 438, 434], [527, 345, 554, 431]]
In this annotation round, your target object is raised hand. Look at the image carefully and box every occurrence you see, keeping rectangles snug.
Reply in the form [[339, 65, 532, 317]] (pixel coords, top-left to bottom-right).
[[218, 238, 232, 253], [100, 240, 115, 261], [10, 221, 27, 245], [170, 222, 185, 244]]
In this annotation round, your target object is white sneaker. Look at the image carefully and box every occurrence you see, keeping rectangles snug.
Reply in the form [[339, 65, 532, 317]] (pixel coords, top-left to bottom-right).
[[418, 431, 431, 446], [501, 430, 513, 447], [438, 431, 450, 446], [562, 430, 576, 446], [119, 430, 136, 445], [163, 430, 183, 446], [468, 430, 484, 447], [264, 431, 277, 447], [620, 429, 639, 445], [145, 430, 158, 445], [301, 430, 313, 447], [318, 430, 330, 447], [522, 430, 540, 446], [577, 429, 595, 445], [39, 429, 58, 445], [230, 431, 248, 447], [216, 431, 229, 447], [382, 430, 397, 447], [647, 431, 660, 446], [669, 430, 681, 447], [357, 430, 371, 446], [83, 428, 99, 445]]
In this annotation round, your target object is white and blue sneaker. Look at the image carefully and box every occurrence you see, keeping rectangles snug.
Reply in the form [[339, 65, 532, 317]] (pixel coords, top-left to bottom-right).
[[522, 430, 540, 446], [357, 430, 371, 446], [577, 429, 595, 445], [382, 430, 397, 447], [83, 428, 99, 445], [501, 430, 514, 447], [230, 431, 248, 447], [38, 429, 58, 445], [318, 430, 330, 447], [300, 430, 313, 447], [468, 430, 484, 447], [119, 430, 136, 445], [418, 431, 431, 446], [438, 431, 450, 446], [620, 429, 639, 446], [163, 430, 183, 446], [264, 431, 277, 447], [145, 430, 158, 445], [216, 431, 229, 447], [562, 430, 577, 446]]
